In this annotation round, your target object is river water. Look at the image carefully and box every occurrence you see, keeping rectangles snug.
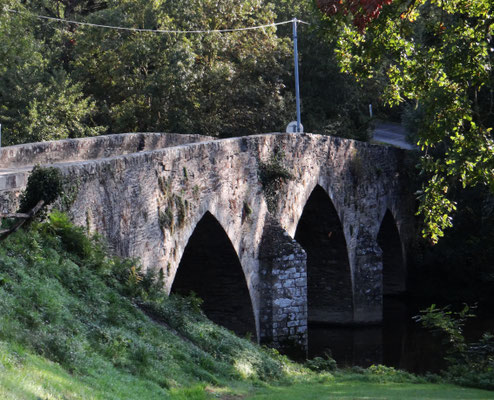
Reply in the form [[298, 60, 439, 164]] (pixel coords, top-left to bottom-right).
[[308, 296, 494, 374]]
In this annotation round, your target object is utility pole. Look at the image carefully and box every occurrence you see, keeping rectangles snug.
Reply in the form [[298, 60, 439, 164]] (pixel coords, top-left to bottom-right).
[[293, 18, 302, 133]]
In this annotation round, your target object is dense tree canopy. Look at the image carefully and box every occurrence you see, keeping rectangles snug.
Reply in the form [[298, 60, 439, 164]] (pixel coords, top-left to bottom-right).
[[72, 0, 294, 137], [0, 0, 376, 143], [317, 0, 392, 31], [319, 0, 494, 242], [0, 0, 105, 143]]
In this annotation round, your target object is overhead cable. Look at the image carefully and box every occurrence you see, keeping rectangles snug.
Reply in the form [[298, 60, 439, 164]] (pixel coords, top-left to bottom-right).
[[4, 8, 308, 34]]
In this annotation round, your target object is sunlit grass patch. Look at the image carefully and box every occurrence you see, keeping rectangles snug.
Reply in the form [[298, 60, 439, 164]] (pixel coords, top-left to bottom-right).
[[246, 380, 494, 400]]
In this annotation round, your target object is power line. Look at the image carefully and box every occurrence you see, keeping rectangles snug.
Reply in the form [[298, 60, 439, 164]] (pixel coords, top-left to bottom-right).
[[3, 9, 309, 133], [4, 8, 308, 34]]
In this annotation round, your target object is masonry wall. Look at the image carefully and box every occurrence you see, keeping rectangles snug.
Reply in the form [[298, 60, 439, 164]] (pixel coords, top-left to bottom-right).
[[0, 132, 213, 213], [0, 132, 213, 168], [259, 215, 308, 357], [0, 132, 415, 354]]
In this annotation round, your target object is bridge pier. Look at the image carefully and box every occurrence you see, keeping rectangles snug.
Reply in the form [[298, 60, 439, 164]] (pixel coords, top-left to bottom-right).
[[352, 229, 384, 323], [258, 216, 308, 358]]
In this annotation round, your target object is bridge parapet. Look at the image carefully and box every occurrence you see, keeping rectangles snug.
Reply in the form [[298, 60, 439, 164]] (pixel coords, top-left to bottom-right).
[[0, 132, 213, 169]]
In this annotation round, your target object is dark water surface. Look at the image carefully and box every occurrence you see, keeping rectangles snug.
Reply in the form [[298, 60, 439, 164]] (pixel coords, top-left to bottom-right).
[[308, 296, 494, 374]]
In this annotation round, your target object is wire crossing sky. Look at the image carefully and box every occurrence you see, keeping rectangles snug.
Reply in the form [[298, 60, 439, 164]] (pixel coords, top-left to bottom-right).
[[4, 8, 308, 34]]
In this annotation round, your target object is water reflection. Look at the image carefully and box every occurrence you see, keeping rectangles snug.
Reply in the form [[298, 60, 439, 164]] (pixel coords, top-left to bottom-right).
[[309, 324, 384, 367], [308, 297, 446, 374]]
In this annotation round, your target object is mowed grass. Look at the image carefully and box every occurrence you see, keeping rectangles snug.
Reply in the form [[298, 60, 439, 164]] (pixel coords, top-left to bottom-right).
[[2, 349, 493, 400], [246, 380, 494, 400]]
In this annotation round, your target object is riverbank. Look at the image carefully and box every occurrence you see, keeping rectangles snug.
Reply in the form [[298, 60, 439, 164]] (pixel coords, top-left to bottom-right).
[[1, 213, 493, 399], [2, 344, 494, 400]]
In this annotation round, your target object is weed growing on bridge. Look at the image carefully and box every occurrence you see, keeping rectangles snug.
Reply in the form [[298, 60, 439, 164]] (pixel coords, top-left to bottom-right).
[[19, 166, 64, 213], [258, 151, 294, 213], [348, 150, 364, 187], [159, 207, 174, 233], [242, 201, 253, 223], [157, 174, 189, 234], [158, 176, 172, 197]]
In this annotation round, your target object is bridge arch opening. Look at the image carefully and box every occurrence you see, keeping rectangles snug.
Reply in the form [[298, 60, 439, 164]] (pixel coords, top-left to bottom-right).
[[295, 185, 353, 324], [378, 210, 406, 295], [171, 211, 256, 338]]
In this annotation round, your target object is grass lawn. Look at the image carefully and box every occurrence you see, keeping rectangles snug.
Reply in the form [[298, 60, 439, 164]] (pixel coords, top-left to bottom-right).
[[2, 340, 494, 400], [246, 381, 494, 400]]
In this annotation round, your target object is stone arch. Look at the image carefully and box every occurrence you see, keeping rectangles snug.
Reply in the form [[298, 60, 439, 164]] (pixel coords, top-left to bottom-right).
[[294, 184, 354, 324], [170, 211, 257, 338], [377, 209, 406, 295]]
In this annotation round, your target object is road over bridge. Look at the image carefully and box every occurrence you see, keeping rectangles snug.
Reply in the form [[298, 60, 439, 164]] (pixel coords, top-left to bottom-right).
[[0, 132, 415, 355]]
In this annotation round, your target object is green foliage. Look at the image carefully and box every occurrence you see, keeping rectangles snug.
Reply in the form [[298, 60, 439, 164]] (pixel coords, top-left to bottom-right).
[[18, 166, 64, 213], [0, 212, 492, 398], [0, 1, 105, 145], [0, 212, 297, 391], [414, 304, 474, 357], [71, 0, 293, 137], [348, 150, 365, 186], [13, 71, 105, 143], [258, 151, 294, 213], [401, 101, 425, 143], [415, 304, 494, 390], [2, 345, 492, 400], [415, 172, 457, 243], [336, 364, 424, 384], [242, 201, 253, 222], [1, 0, 379, 144], [365, 365, 422, 383], [159, 207, 174, 233], [273, 0, 377, 140], [305, 354, 337, 372], [409, 186, 494, 307], [44, 211, 96, 260], [158, 192, 189, 234], [324, 0, 494, 241]]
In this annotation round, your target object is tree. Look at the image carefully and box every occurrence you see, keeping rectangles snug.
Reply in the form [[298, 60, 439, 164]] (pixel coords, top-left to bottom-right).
[[71, 0, 294, 137], [316, 0, 392, 32], [0, 0, 105, 145], [270, 0, 381, 140], [319, 0, 494, 242], [13, 71, 105, 143], [21, 0, 108, 19]]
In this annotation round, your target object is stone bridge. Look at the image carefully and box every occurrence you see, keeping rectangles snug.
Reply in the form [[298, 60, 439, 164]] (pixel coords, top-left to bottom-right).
[[0, 132, 415, 355]]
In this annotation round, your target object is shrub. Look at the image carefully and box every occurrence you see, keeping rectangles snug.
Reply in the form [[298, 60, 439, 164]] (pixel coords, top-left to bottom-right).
[[19, 166, 64, 213], [305, 355, 337, 372], [415, 304, 494, 389]]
